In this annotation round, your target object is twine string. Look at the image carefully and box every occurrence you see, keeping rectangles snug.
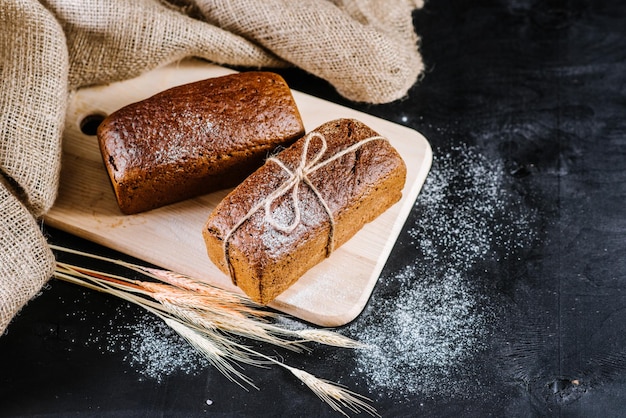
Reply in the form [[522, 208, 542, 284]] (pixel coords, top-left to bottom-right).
[[221, 131, 387, 285], [264, 132, 327, 233]]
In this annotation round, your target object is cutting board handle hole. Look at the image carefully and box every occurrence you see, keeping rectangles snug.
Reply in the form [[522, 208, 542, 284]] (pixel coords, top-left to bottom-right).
[[79, 113, 107, 136]]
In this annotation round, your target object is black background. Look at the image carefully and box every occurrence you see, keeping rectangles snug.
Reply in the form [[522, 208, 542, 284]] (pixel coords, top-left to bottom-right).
[[2, 0, 626, 416]]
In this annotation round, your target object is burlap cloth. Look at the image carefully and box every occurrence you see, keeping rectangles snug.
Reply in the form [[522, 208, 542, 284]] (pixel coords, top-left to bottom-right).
[[0, 0, 424, 334]]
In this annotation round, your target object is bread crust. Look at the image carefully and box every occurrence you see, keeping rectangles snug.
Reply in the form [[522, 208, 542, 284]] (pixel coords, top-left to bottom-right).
[[97, 72, 304, 214], [203, 118, 407, 304]]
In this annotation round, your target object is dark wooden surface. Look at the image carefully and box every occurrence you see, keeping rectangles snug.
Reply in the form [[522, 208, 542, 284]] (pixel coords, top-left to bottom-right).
[[2, 1, 626, 416]]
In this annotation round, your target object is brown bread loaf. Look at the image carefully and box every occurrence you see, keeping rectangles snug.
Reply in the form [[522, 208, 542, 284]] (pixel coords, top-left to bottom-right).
[[97, 72, 305, 214], [203, 118, 407, 304]]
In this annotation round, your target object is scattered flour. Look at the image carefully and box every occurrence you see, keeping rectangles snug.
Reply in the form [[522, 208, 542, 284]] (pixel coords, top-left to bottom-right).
[[121, 316, 208, 382], [347, 144, 537, 399], [81, 306, 207, 383], [352, 265, 488, 398]]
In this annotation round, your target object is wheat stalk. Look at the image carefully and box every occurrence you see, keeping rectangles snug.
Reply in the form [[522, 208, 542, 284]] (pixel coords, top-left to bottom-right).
[[51, 244, 377, 417], [290, 329, 367, 349], [285, 366, 380, 418], [162, 317, 258, 389]]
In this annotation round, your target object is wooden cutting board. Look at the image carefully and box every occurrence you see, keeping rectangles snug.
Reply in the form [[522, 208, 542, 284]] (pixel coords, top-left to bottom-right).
[[44, 59, 432, 327]]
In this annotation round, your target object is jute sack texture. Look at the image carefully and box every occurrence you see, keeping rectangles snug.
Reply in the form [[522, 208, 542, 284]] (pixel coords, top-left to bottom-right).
[[0, 0, 425, 334]]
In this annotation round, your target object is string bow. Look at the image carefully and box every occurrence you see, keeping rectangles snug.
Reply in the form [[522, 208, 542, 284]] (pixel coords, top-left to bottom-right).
[[263, 131, 332, 235]]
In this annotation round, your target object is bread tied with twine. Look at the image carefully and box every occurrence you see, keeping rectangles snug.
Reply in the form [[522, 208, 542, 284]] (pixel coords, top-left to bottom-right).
[[222, 130, 388, 283], [204, 118, 407, 304]]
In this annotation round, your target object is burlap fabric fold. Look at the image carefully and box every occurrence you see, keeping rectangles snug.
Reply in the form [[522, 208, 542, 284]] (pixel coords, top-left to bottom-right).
[[1, 0, 424, 334], [1, 1, 66, 334]]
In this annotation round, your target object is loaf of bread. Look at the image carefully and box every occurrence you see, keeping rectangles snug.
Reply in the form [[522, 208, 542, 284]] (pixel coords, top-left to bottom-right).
[[97, 72, 305, 214], [203, 118, 407, 304]]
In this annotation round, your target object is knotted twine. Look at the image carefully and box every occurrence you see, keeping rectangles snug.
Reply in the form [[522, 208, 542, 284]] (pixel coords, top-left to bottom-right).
[[1, 0, 424, 334], [221, 132, 386, 285]]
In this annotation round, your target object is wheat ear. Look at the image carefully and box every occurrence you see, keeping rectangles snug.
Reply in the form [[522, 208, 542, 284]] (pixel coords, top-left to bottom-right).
[[51, 244, 376, 416]]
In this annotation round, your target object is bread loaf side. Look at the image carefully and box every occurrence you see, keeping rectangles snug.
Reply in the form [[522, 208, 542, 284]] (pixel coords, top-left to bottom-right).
[[97, 72, 305, 214], [203, 118, 407, 304]]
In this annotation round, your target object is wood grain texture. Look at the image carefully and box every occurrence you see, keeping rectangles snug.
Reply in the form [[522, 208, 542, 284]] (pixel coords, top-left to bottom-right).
[[45, 58, 432, 326]]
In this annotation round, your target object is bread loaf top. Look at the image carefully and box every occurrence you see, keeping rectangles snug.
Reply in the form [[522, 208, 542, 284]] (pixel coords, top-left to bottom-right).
[[205, 118, 407, 271], [98, 71, 304, 183]]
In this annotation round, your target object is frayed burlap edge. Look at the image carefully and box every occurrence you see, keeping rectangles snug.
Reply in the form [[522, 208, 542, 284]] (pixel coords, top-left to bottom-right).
[[0, 0, 66, 334], [0, 181, 56, 335]]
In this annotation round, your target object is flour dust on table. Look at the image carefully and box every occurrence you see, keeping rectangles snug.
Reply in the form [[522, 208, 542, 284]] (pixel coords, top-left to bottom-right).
[[74, 303, 208, 383], [122, 315, 209, 382], [347, 144, 539, 400]]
